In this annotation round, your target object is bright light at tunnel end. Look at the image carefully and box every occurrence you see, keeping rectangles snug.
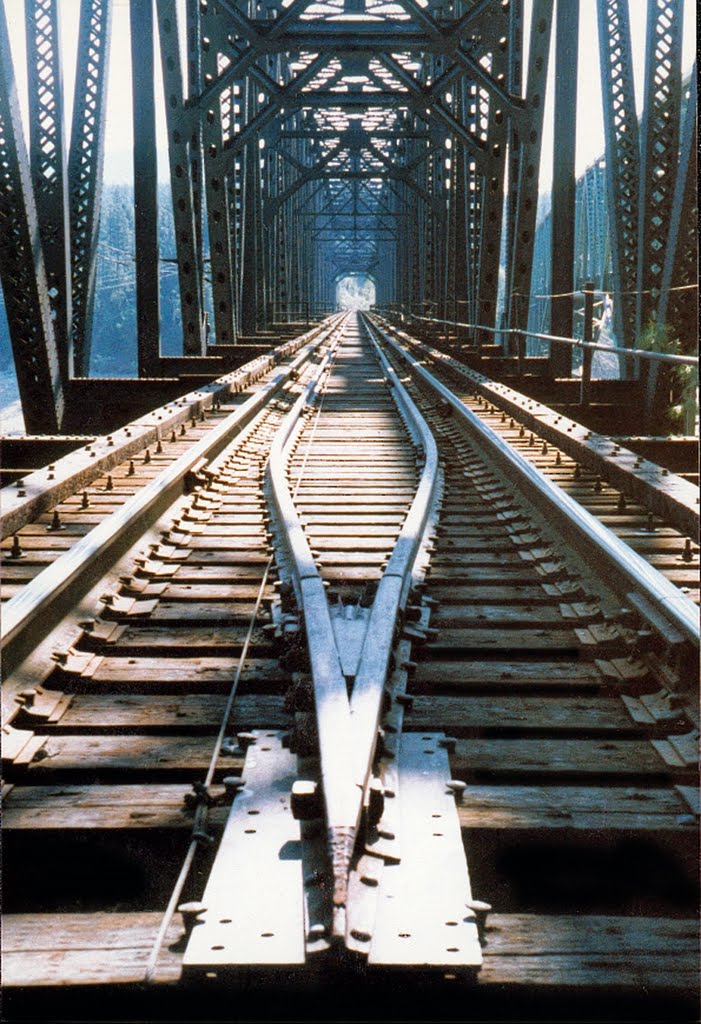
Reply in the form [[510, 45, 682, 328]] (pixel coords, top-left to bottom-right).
[[336, 274, 376, 311]]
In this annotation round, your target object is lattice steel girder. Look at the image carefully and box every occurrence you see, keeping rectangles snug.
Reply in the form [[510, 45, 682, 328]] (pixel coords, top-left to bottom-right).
[[156, 0, 206, 355], [656, 70, 697, 342], [596, 0, 640, 347], [24, 0, 72, 384], [475, 5, 510, 330], [199, 0, 236, 343], [263, 141, 345, 224], [211, 56, 328, 174], [507, 0, 552, 330], [635, 0, 684, 336], [0, 0, 64, 433], [68, 0, 113, 377]]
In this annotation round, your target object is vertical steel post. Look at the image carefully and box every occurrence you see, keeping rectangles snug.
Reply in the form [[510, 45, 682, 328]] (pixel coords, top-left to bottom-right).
[[68, 0, 113, 377], [130, 0, 160, 377], [156, 0, 206, 355], [549, 0, 579, 379], [580, 281, 594, 406], [507, 0, 552, 336]]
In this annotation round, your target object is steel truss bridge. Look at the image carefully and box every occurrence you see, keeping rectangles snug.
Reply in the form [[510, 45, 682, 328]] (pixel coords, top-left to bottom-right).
[[0, 0, 697, 434], [0, 2, 700, 1017]]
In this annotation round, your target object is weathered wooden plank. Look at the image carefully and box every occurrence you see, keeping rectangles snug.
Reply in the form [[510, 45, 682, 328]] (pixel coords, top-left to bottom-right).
[[479, 914, 698, 989], [414, 661, 605, 689], [451, 738, 681, 778], [431, 605, 569, 626], [4, 782, 694, 834], [422, 628, 582, 653], [105, 625, 273, 653], [20, 735, 242, 778], [455, 784, 697, 831], [46, 692, 287, 730], [85, 655, 279, 682], [425, 586, 565, 604], [2, 913, 182, 986], [156, 584, 274, 601], [58, 656, 286, 690], [149, 601, 271, 622], [407, 696, 637, 733]]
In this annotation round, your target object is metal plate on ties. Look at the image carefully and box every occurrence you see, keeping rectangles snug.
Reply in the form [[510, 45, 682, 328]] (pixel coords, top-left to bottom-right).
[[183, 731, 305, 973], [368, 732, 482, 968]]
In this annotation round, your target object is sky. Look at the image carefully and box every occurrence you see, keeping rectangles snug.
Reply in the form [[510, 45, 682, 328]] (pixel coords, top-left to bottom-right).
[[3, 0, 698, 188]]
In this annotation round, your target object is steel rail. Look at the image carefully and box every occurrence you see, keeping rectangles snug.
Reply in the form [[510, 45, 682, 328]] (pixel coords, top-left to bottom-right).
[[1, 321, 341, 673], [266, 314, 441, 942], [369, 317, 699, 648], [0, 318, 340, 541], [389, 312, 699, 368], [266, 317, 357, 939], [350, 318, 440, 807]]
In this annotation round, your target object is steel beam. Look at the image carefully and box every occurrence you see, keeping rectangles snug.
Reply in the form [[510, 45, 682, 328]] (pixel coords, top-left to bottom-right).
[[156, 0, 206, 355], [130, 0, 160, 377], [0, 0, 64, 433], [635, 0, 684, 338], [24, 0, 72, 385], [596, 0, 639, 348], [68, 0, 113, 376], [507, 0, 552, 333], [549, 0, 579, 377]]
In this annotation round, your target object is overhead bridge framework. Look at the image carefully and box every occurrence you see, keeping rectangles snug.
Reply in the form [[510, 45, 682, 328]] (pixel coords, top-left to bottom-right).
[[0, 0, 696, 434]]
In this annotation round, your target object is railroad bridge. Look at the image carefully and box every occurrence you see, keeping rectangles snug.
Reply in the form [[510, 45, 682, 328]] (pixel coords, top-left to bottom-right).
[[0, 1, 698, 1020]]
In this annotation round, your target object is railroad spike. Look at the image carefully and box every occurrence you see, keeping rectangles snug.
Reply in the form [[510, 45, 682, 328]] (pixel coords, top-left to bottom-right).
[[178, 902, 208, 939], [367, 777, 385, 826], [465, 899, 492, 946], [446, 779, 467, 803], [222, 776, 246, 799]]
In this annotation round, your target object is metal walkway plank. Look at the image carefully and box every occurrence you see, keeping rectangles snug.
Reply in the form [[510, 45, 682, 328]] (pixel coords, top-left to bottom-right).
[[368, 732, 482, 968], [183, 731, 305, 972]]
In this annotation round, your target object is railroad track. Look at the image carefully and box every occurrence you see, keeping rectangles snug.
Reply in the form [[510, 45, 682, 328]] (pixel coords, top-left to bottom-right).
[[2, 313, 698, 1021]]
